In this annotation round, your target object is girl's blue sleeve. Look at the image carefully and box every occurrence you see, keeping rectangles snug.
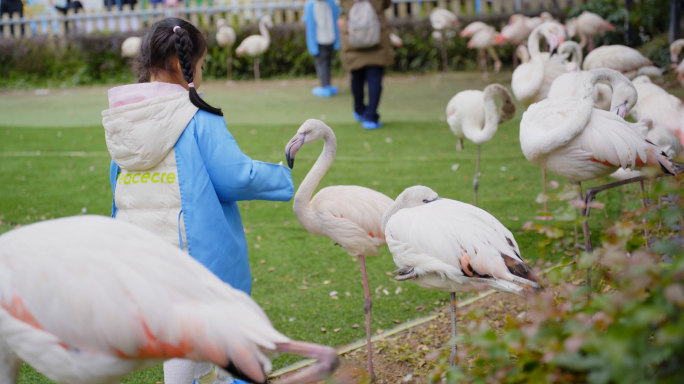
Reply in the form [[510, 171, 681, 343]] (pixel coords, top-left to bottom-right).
[[196, 112, 294, 202]]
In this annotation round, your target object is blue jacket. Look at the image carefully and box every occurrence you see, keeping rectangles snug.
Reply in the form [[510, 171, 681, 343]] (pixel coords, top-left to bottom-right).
[[303, 0, 341, 56], [107, 107, 294, 295]]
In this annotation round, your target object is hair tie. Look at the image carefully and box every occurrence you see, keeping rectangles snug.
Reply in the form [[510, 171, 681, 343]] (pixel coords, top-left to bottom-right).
[[188, 82, 195, 88], [173, 26, 181, 33]]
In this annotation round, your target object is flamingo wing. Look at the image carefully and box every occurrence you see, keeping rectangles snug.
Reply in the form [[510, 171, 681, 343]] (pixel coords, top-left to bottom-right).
[[385, 199, 540, 294], [311, 186, 393, 256], [0, 216, 287, 383]]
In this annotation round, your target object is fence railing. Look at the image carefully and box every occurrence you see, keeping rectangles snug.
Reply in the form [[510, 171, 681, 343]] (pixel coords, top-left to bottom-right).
[[0, 0, 575, 39]]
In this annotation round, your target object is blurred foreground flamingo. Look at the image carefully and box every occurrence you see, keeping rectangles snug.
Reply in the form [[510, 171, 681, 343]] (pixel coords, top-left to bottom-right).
[[0, 216, 339, 384], [446, 84, 516, 205], [382, 186, 541, 366], [520, 68, 679, 250], [285, 119, 393, 381]]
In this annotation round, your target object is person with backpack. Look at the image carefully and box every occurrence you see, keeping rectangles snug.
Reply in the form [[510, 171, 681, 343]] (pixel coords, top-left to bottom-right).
[[304, 0, 341, 98], [340, 0, 394, 129]]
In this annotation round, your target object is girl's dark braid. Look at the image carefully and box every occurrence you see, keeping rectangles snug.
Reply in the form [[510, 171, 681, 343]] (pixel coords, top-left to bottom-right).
[[173, 27, 195, 86]]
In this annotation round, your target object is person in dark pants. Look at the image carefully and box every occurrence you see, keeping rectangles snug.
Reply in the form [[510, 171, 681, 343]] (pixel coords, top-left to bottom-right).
[[0, 0, 24, 36], [340, 0, 394, 129], [304, 0, 341, 98]]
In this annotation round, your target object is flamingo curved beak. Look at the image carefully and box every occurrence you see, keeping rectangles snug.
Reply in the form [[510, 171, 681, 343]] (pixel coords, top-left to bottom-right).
[[285, 132, 306, 169], [672, 52, 679, 64], [495, 34, 507, 45], [611, 102, 629, 119]]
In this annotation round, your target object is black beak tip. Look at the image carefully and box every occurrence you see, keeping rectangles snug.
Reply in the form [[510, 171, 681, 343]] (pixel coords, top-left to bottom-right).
[[285, 152, 295, 169]]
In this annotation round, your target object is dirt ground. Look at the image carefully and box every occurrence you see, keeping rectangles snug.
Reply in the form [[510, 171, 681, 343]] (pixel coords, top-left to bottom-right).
[[275, 290, 532, 384]]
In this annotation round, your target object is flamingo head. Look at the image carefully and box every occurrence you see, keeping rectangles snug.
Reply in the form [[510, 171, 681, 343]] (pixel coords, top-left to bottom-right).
[[261, 15, 274, 29], [382, 186, 441, 233], [495, 34, 507, 45], [285, 119, 330, 169], [609, 82, 637, 119]]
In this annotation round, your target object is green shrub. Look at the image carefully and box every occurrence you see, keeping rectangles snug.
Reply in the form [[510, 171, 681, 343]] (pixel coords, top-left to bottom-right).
[[0, 20, 505, 89], [430, 178, 684, 384]]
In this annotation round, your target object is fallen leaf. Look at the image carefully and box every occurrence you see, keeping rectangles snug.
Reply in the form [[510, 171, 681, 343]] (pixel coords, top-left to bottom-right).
[[376, 329, 385, 335], [254, 244, 261, 249], [385, 271, 394, 276], [323, 280, 331, 285], [299, 286, 308, 290], [259, 259, 266, 264], [321, 328, 327, 332], [345, 292, 351, 296], [352, 324, 360, 328], [534, 215, 554, 221], [331, 296, 339, 300], [393, 319, 400, 324], [603, 285, 611, 293], [587, 201, 606, 209], [268, 267, 275, 272], [415, 305, 426, 312], [334, 328, 342, 333], [257, 235, 262, 241]]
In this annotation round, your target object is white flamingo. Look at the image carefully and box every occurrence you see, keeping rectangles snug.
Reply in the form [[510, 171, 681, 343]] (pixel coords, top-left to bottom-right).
[[446, 84, 516, 205], [284, 119, 393, 381], [463, 24, 502, 81], [630, 76, 684, 146], [520, 68, 677, 250], [511, 22, 568, 107], [121, 36, 142, 58], [0, 216, 339, 384], [390, 33, 403, 47], [216, 19, 237, 83], [566, 11, 615, 51], [516, 44, 531, 64], [670, 39, 684, 87], [496, 14, 532, 67], [235, 15, 273, 83], [547, 41, 612, 111], [582, 45, 659, 79], [430, 8, 460, 72], [382, 185, 541, 366]]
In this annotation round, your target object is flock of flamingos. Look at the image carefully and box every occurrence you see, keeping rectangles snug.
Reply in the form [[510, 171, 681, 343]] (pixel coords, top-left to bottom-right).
[[3, 8, 684, 384]]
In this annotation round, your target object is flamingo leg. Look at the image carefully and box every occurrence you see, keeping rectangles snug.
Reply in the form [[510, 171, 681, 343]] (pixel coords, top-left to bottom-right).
[[358, 255, 375, 381], [226, 48, 233, 84], [478, 49, 488, 82], [275, 341, 340, 384], [542, 169, 548, 213], [473, 144, 481, 206], [487, 46, 501, 74], [449, 292, 458, 366], [441, 30, 448, 72], [512, 44, 519, 68], [588, 37, 595, 52], [640, 180, 649, 239], [577, 182, 592, 253], [254, 56, 260, 84]]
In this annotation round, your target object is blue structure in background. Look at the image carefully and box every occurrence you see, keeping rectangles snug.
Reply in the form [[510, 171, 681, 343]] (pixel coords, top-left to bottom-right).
[[475, 0, 481, 14]]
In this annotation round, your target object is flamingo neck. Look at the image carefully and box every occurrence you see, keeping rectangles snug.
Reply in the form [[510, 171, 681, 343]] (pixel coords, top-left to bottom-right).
[[527, 27, 543, 61], [293, 127, 336, 220], [583, 68, 635, 111], [381, 197, 406, 234], [259, 21, 270, 45]]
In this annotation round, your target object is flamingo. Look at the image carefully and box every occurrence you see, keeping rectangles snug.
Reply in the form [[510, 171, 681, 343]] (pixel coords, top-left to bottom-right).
[[567, 11, 615, 51], [235, 15, 273, 83], [216, 19, 237, 84], [430, 8, 460, 72], [284, 119, 393, 381], [496, 14, 532, 67], [121, 36, 142, 58], [516, 44, 531, 64], [671, 39, 684, 86], [382, 185, 541, 366], [446, 84, 516, 205], [511, 22, 568, 107], [547, 41, 612, 111], [0, 216, 339, 384], [520, 68, 678, 250], [582, 45, 658, 79], [630, 76, 684, 146], [462, 24, 502, 81]]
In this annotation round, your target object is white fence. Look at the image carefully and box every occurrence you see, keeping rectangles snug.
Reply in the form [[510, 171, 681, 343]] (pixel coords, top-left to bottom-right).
[[0, 0, 576, 39]]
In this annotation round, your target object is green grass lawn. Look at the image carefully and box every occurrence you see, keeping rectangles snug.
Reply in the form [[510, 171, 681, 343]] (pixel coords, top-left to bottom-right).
[[0, 72, 670, 383]]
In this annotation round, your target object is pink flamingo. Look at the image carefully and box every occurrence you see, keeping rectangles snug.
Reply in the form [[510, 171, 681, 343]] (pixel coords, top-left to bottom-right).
[[566, 11, 615, 52], [0, 216, 339, 384], [285, 119, 393, 381]]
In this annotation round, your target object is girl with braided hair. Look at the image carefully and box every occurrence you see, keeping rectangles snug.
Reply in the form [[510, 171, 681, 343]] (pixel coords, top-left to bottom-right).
[[101, 18, 294, 384]]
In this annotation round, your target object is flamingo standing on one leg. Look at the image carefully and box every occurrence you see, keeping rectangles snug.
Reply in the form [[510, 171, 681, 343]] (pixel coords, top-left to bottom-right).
[[382, 185, 542, 366], [463, 24, 502, 82], [567, 11, 615, 52], [446, 84, 516, 205], [0, 216, 339, 384], [235, 15, 273, 83], [216, 19, 237, 84], [430, 8, 460, 72], [284, 119, 393, 381], [520, 68, 678, 251]]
